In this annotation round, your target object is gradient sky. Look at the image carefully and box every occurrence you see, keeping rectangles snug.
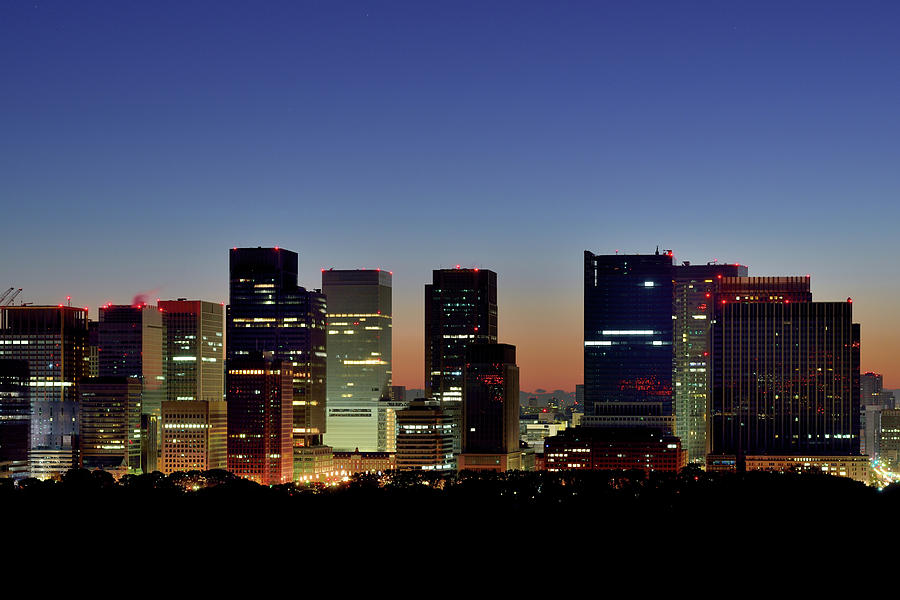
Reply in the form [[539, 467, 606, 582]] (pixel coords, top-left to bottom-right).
[[2, 2, 900, 391]]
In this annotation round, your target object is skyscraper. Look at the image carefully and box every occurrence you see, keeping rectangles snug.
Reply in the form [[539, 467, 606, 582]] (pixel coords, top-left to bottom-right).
[[226, 353, 293, 485], [161, 400, 227, 474], [709, 289, 859, 463], [425, 267, 498, 454], [0, 359, 30, 477], [396, 399, 454, 471], [159, 300, 224, 403], [0, 306, 88, 478], [98, 303, 167, 473], [227, 247, 327, 480], [458, 343, 522, 471], [322, 269, 392, 452], [583, 250, 674, 432], [673, 261, 748, 464], [860, 371, 895, 458], [79, 377, 142, 477]]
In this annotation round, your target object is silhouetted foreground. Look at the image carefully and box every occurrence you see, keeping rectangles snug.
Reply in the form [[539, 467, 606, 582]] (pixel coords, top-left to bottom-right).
[[4, 467, 896, 551]]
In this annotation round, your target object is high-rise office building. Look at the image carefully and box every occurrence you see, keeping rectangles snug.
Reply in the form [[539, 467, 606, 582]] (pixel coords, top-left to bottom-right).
[[98, 303, 167, 473], [226, 353, 293, 485], [396, 399, 454, 471], [161, 400, 227, 474], [458, 343, 522, 471], [878, 409, 900, 471], [79, 377, 143, 477], [583, 250, 674, 432], [673, 262, 748, 464], [157, 300, 226, 474], [860, 371, 894, 458], [0, 306, 89, 478], [0, 359, 30, 477], [322, 269, 392, 452], [425, 267, 498, 454], [227, 247, 327, 480], [709, 290, 859, 463], [159, 300, 224, 403]]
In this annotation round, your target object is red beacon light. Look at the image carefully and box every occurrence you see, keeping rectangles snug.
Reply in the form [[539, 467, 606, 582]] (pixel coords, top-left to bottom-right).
[[847, 297, 853, 303]]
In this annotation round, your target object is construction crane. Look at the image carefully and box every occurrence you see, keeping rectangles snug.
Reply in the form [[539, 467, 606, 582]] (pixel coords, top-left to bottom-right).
[[0, 288, 13, 304], [4, 289, 22, 306]]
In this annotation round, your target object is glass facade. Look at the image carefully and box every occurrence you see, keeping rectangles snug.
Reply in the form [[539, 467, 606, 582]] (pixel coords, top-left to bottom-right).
[[79, 377, 143, 475], [159, 300, 224, 403], [462, 343, 519, 455], [98, 304, 167, 473], [425, 268, 498, 455], [0, 359, 30, 473], [583, 251, 674, 432], [322, 269, 392, 452], [673, 263, 747, 464], [710, 300, 860, 459], [227, 247, 327, 481], [0, 306, 88, 477]]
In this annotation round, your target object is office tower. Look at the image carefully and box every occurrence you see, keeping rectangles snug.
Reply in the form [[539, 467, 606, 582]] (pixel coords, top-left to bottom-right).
[[389, 385, 406, 403], [860, 372, 894, 458], [226, 353, 293, 485], [98, 303, 166, 473], [395, 399, 454, 471], [79, 377, 142, 477], [322, 269, 392, 452], [709, 290, 859, 463], [878, 410, 900, 471], [861, 372, 894, 408], [228, 247, 327, 480], [0, 306, 88, 478], [583, 250, 674, 432], [161, 400, 227, 474], [458, 343, 522, 471], [544, 428, 686, 473], [425, 267, 498, 454], [159, 300, 224, 403], [673, 262, 748, 464], [0, 360, 30, 477]]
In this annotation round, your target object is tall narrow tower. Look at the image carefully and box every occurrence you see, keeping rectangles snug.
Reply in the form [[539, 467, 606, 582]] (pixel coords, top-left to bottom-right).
[[322, 269, 392, 452], [425, 267, 498, 455]]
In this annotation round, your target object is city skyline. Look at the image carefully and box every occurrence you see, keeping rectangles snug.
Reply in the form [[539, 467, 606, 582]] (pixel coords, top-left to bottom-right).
[[3, 2, 900, 390]]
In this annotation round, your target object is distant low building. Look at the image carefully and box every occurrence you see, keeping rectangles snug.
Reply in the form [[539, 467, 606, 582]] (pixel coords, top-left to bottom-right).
[[545, 427, 686, 473], [744, 455, 871, 484], [332, 449, 395, 477]]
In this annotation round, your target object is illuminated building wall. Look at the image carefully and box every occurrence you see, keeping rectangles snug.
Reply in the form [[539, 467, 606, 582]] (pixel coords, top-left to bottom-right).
[[878, 409, 900, 471], [673, 262, 747, 465], [332, 449, 395, 476], [161, 400, 227, 474], [0, 359, 30, 476], [98, 303, 166, 473], [0, 306, 89, 478], [226, 354, 293, 485], [425, 267, 498, 455], [227, 247, 327, 481], [79, 377, 142, 477], [396, 399, 454, 471], [860, 371, 894, 458], [710, 299, 860, 462], [322, 269, 392, 452], [544, 427, 686, 473], [159, 300, 224, 403], [744, 455, 870, 483], [583, 251, 674, 432], [459, 343, 520, 472]]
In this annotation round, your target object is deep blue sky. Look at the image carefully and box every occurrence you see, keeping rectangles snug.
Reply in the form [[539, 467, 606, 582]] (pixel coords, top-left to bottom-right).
[[2, 2, 899, 389]]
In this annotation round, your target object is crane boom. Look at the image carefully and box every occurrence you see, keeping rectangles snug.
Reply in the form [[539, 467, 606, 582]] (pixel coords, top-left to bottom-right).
[[3, 289, 22, 306], [0, 288, 13, 304]]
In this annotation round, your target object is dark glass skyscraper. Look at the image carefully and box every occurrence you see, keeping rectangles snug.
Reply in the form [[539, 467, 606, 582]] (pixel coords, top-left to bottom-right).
[[227, 247, 327, 480], [0, 359, 30, 476], [583, 251, 674, 432], [0, 306, 88, 478], [425, 267, 498, 454], [709, 283, 860, 462], [458, 343, 523, 471]]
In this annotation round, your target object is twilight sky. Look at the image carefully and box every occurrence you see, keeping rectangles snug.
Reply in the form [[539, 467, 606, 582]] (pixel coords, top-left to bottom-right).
[[2, 2, 900, 391]]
